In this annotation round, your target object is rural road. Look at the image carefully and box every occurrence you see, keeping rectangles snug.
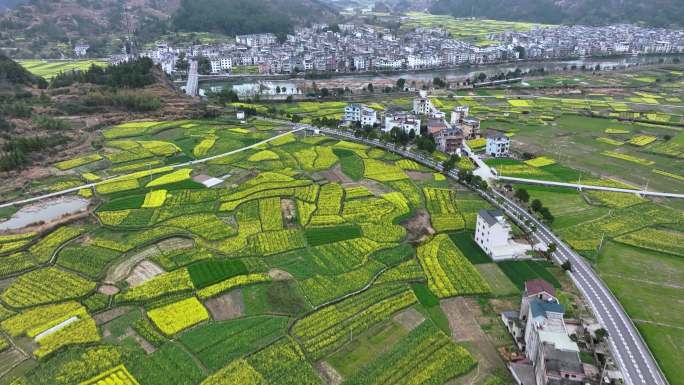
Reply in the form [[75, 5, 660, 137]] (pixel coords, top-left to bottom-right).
[[313, 125, 669, 385]]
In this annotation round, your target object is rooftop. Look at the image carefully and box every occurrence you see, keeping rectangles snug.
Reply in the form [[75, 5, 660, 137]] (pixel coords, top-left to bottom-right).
[[478, 209, 505, 226], [525, 278, 556, 297]]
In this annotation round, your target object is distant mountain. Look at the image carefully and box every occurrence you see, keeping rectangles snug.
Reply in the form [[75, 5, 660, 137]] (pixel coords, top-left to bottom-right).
[[430, 0, 684, 27], [0, 0, 181, 57], [1, 0, 338, 58], [0, 0, 25, 11], [171, 0, 339, 38]]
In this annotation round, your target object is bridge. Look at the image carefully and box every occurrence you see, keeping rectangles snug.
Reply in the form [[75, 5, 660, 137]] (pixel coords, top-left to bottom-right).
[[185, 59, 199, 97]]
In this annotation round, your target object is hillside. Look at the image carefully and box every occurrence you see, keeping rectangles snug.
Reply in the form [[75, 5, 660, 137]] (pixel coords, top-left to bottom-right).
[[171, 0, 339, 38], [430, 0, 684, 27], [0, 0, 181, 58]]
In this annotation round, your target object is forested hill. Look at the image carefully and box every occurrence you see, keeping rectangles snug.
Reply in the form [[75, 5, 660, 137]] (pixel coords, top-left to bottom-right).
[[430, 0, 684, 27], [171, 0, 339, 38], [0, 0, 338, 57]]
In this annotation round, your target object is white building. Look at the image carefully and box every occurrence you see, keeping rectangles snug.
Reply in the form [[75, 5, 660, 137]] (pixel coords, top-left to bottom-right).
[[344, 103, 377, 127], [475, 209, 531, 261], [486, 133, 510, 157], [74, 43, 89, 57], [384, 113, 421, 136], [413, 93, 435, 115], [210, 57, 232, 74]]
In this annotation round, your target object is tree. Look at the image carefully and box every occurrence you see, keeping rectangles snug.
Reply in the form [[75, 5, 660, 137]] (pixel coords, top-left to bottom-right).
[[197, 56, 212, 75], [539, 207, 554, 223], [515, 188, 530, 203], [547, 243, 557, 255], [595, 328, 609, 343], [320, 88, 330, 97], [367, 83, 374, 92], [561, 260, 572, 271], [396, 78, 406, 90], [477, 72, 487, 83], [531, 199, 543, 212]]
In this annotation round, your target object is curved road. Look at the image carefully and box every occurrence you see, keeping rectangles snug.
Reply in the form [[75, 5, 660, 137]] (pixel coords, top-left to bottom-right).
[[313, 126, 668, 385]]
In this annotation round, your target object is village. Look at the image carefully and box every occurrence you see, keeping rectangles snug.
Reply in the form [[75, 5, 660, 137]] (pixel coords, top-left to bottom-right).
[[100, 23, 684, 77]]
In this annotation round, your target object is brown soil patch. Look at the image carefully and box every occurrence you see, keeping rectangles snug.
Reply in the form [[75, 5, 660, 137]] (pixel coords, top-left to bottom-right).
[[406, 171, 434, 181], [93, 306, 134, 325], [401, 209, 435, 243], [441, 297, 506, 385], [393, 308, 425, 331], [204, 289, 244, 321], [104, 245, 161, 284], [281, 198, 296, 228], [126, 261, 165, 288], [268, 268, 294, 281], [98, 285, 119, 295], [316, 164, 352, 183], [316, 361, 344, 385]]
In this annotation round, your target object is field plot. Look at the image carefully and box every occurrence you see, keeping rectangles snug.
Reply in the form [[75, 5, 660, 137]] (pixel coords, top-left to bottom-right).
[[18, 60, 107, 79], [0, 116, 582, 385]]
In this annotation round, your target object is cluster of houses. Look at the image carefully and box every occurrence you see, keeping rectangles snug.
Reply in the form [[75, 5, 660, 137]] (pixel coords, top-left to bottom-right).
[[502, 279, 589, 385], [496, 24, 684, 59], [111, 22, 683, 76], [343, 92, 482, 153], [343, 92, 513, 158]]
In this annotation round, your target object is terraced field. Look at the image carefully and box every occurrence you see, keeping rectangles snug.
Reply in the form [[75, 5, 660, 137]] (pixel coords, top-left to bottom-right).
[[0, 116, 531, 385], [18, 60, 107, 79]]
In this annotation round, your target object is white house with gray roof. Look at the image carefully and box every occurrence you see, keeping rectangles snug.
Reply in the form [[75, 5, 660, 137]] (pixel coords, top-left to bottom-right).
[[475, 209, 532, 261]]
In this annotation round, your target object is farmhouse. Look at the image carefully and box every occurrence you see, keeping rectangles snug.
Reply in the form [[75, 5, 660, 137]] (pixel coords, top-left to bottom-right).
[[475, 209, 532, 261], [413, 93, 435, 115], [486, 132, 511, 157], [344, 103, 378, 127], [384, 113, 421, 136], [434, 128, 464, 154], [504, 279, 586, 385]]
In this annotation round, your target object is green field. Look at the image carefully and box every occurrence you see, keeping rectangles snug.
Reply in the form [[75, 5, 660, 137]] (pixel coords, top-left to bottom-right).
[[0, 116, 529, 385], [18, 60, 108, 79]]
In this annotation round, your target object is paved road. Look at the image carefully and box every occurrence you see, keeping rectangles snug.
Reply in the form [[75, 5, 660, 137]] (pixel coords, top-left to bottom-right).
[[312, 126, 668, 385], [496, 175, 684, 199], [0, 127, 304, 209], [484, 189, 668, 385]]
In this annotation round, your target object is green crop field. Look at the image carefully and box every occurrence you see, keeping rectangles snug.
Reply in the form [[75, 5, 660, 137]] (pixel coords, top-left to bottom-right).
[[18, 60, 108, 79], [2, 64, 683, 385], [0, 115, 536, 385]]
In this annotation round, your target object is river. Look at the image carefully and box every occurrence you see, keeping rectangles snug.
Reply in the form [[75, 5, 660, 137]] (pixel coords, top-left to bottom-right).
[[202, 54, 683, 94]]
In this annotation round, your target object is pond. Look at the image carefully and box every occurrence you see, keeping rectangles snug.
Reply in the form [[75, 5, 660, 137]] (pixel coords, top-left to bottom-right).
[[0, 196, 90, 231]]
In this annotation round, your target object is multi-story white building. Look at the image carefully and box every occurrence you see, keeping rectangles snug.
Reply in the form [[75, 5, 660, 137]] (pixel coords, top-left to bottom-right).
[[475, 209, 531, 261], [344, 103, 377, 127], [210, 57, 232, 74], [486, 133, 510, 157], [413, 93, 435, 115], [384, 113, 421, 136]]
